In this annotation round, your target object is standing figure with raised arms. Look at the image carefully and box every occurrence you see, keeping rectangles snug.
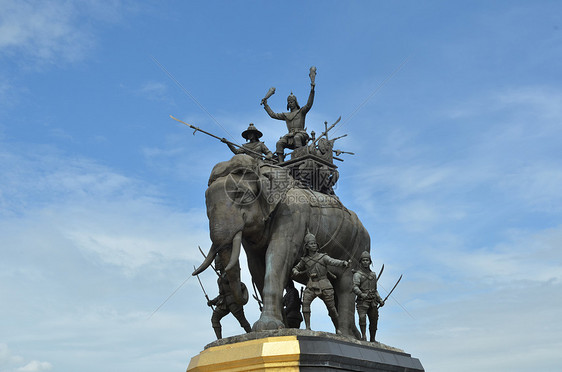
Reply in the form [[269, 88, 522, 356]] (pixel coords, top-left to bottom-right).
[[261, 67, 316, 162], [291, 231, 350, 333], [353, 251, 384, 342]]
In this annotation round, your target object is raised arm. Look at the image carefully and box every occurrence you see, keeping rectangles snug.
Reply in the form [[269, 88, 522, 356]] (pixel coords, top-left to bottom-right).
[[263, 101, 286, 120], [301, 84, 315, 113]]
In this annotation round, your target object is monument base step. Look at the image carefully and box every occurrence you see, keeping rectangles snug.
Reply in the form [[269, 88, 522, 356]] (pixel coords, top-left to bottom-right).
[[187, 329, 424, 372]]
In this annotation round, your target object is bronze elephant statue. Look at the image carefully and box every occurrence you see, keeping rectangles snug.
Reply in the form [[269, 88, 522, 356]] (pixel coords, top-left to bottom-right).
[[193, 154, 370, 337]]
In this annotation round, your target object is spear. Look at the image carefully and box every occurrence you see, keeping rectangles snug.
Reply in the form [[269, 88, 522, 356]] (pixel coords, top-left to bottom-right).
[[333, 149, 355, 156], [313, 116, 341, 145], [330, 134, 348, 142], [170, 115, 266, 159], [252, 281, 263, 312], [193, 264, 215, 311]]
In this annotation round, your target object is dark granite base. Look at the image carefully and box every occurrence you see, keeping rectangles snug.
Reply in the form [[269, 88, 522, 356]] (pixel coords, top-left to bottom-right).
[[297, 334, 423, 371], [199, 329, 424, 372]]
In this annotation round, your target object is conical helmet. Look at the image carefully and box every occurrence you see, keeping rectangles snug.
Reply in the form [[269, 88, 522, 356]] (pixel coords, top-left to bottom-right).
[[360, 251, 371, 263], [241, 123, 263, 140], [286, 92, 300, 110], [304, 231, 316, 246]]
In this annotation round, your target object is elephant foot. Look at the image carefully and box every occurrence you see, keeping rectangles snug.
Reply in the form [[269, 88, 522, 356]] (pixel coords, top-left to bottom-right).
[[337, 325, 356, 338], [252, 314, 285, 332]]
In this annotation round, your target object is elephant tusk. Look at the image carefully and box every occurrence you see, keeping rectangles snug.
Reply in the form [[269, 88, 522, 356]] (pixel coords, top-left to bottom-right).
[[225, 230, 242, 272], [192, 244, 218, 276]]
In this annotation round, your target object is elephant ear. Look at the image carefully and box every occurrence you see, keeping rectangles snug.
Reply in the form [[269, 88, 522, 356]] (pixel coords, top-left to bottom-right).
[[258, 165, 295, 218]]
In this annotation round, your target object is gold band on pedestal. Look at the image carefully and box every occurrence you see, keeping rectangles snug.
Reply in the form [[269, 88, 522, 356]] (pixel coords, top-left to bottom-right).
[[187, 336, 300, 372]]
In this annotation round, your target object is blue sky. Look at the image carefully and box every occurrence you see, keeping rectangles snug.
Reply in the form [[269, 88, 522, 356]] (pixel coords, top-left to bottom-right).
[[1, 1, 561, 371]]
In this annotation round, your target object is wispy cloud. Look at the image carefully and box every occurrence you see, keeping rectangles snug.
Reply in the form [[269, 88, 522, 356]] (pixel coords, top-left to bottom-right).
[[0, 0, 93, 64], [16, 361, 52, 372], [138, 81, 171, 102], [0, 141, 208, 274], [0, 0, 133, 65], [344, 85, 562, 371], [0, 344, 52, 372], [0, 139, 216, 370]]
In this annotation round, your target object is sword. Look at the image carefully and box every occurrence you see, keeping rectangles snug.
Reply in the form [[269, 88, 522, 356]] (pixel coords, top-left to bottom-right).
[[193, 265, 215, 311], [382, 274, 402, 304], [377, 264, 384, 282]]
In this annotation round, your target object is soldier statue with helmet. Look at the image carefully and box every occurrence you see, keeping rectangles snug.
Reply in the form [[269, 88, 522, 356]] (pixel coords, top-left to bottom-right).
[[222, 123, 273, 160], [353, 251, 385, 342], [206, 257, 252, 340], [291, 231, 351, 333]]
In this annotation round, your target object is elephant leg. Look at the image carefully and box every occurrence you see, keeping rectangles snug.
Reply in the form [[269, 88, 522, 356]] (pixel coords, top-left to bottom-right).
[[246, 250, 265, 297], [253, 223, 305, 331], [333, 271, 357, 337]]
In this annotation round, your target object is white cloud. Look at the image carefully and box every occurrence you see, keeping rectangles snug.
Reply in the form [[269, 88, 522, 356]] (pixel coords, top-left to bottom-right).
[[496, 86, 562, 123], [377, 225, 562, 372], [0, 141, 210, 276], [0, 344, 51, 372], [498, 164, 562, 212], [0, 344, 25, 367], [344, 85, 562, 371], [0, 0, 134, 65], [0, 140, 215, 370], [16, 361, 52, 372], [138, 81, 170, 102], [0, 0, 92, 63], [438, 225, 562, 283]]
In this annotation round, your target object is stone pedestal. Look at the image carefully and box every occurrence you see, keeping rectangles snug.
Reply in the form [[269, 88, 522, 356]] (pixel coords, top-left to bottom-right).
[[187, 329, 424, 372]]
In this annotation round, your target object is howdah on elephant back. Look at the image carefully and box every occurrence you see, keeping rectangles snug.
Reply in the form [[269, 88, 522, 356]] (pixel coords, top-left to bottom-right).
[[193, 154, 370, 337]]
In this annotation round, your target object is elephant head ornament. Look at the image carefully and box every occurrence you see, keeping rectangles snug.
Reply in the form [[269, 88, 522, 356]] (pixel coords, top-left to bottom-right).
[[193, 154, 370, 337]]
